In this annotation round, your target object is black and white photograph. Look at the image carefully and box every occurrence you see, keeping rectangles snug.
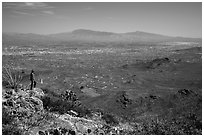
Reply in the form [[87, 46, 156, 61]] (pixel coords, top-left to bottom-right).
[[2, 1, 202, 135]]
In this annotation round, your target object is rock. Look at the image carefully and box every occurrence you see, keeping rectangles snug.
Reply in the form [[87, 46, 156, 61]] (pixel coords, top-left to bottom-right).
[[5, 98, 15, 107], [30, 88, 45, 99], [87, 129, 92, 134], [80, 86, 84, 89], [18, 84, 24, 90], [53, 128, 60, 135], [3, 95, 44, 119], [2, 89, 16, 99], [17, 89, 30, 98], [46, 128, 54, 135], [46, 128, 61, 135], [3, 88, 43, 113], [69, 129, 76, 135], [25, 97, 44, 111], [67, 110, 78, 116], [38, 130, 45, 135], [59, 127, 69, 135], [6, 89, 15, 96], [41, 127, 75, 135], [44, 130, 49, 135], [2, 98, 7, 105], [75, 122, 88, 134], [98, 129, 105, 135], [149, 94, 158, 99]]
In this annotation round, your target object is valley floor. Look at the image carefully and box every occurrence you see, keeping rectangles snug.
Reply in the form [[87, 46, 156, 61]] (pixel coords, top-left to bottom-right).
[[2, 43, 202, 134]]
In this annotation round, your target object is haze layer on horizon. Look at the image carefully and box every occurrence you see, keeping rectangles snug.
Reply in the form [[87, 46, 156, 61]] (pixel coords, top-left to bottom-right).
[[2, 2, 202, 38]]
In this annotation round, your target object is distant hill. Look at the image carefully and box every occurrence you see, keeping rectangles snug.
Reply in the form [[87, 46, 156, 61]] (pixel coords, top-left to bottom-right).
[[2, 29, 202, 46], [2, 33, 61, 46], [72, 29, 115, 36]]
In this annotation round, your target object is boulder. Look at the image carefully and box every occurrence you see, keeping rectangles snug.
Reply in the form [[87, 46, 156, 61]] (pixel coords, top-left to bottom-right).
[[38, 130, 45, 135], [24, 97, 44, 111], [17, 89, 30, 98], [3, 89, 16, 99], [75, 122, 88, 134], [30, 88, 45, 99], [69, 129, 76, 135], [6, 89, 15, 96], [59, 127, 69, 135], [87, 129, 92, 134], [53, 128, 61, 135]]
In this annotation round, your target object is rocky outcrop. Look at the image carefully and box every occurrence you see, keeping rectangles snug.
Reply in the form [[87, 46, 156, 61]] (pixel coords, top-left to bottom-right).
[[146, 57, 170, 69], [30, 88, 45, 99], [2, 87, 137, 135], [2, 88, 44, 118], [27, 111, 135, 135]]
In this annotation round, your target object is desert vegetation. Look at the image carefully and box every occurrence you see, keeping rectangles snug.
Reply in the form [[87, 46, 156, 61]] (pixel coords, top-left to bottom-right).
[[2, 30, 202, 135], [2, 65, 23, 90]]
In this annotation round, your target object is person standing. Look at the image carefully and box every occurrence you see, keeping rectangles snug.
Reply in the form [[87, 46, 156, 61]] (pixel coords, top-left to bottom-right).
[[30, 70, 36, 90]]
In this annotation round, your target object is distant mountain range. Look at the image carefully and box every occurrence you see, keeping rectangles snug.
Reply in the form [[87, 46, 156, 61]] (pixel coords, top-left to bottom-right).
[[3, 29, 201, 46]]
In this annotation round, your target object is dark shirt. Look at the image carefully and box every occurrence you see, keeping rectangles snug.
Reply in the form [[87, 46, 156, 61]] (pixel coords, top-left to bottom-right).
[[30, 72, 35, 81]]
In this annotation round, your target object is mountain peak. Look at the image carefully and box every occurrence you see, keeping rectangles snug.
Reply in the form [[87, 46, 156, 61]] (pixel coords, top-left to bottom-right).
[[72, 29, 115, 36]]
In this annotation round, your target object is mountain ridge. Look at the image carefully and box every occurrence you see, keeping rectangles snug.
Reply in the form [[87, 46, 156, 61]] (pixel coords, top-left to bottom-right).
[[3, 29, 198, 38], [3, 29, 202, 45], [3, 29, 201, 39]]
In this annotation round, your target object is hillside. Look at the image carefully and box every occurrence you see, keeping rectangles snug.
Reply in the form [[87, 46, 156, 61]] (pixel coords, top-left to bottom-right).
[[2, 45, 202, 135], [2, 28, 202, 135]]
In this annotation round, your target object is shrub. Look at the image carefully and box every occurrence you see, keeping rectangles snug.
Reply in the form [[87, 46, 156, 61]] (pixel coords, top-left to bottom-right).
[[41, 87, 59, 97], [73, 105, 92, 117], [136, 112, 202, 135], [2, 65, 23, 90], [41, 93, 76, 114], [41, 91, 92, 117], [102, 113, 119, 125]]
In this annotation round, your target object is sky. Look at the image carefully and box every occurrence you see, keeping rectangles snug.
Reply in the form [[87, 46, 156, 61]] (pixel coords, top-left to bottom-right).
[[2, 2, 202, 38]]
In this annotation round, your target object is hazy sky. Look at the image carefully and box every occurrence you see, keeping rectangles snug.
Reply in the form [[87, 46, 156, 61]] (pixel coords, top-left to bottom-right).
[[2, 2, 202, 38]]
